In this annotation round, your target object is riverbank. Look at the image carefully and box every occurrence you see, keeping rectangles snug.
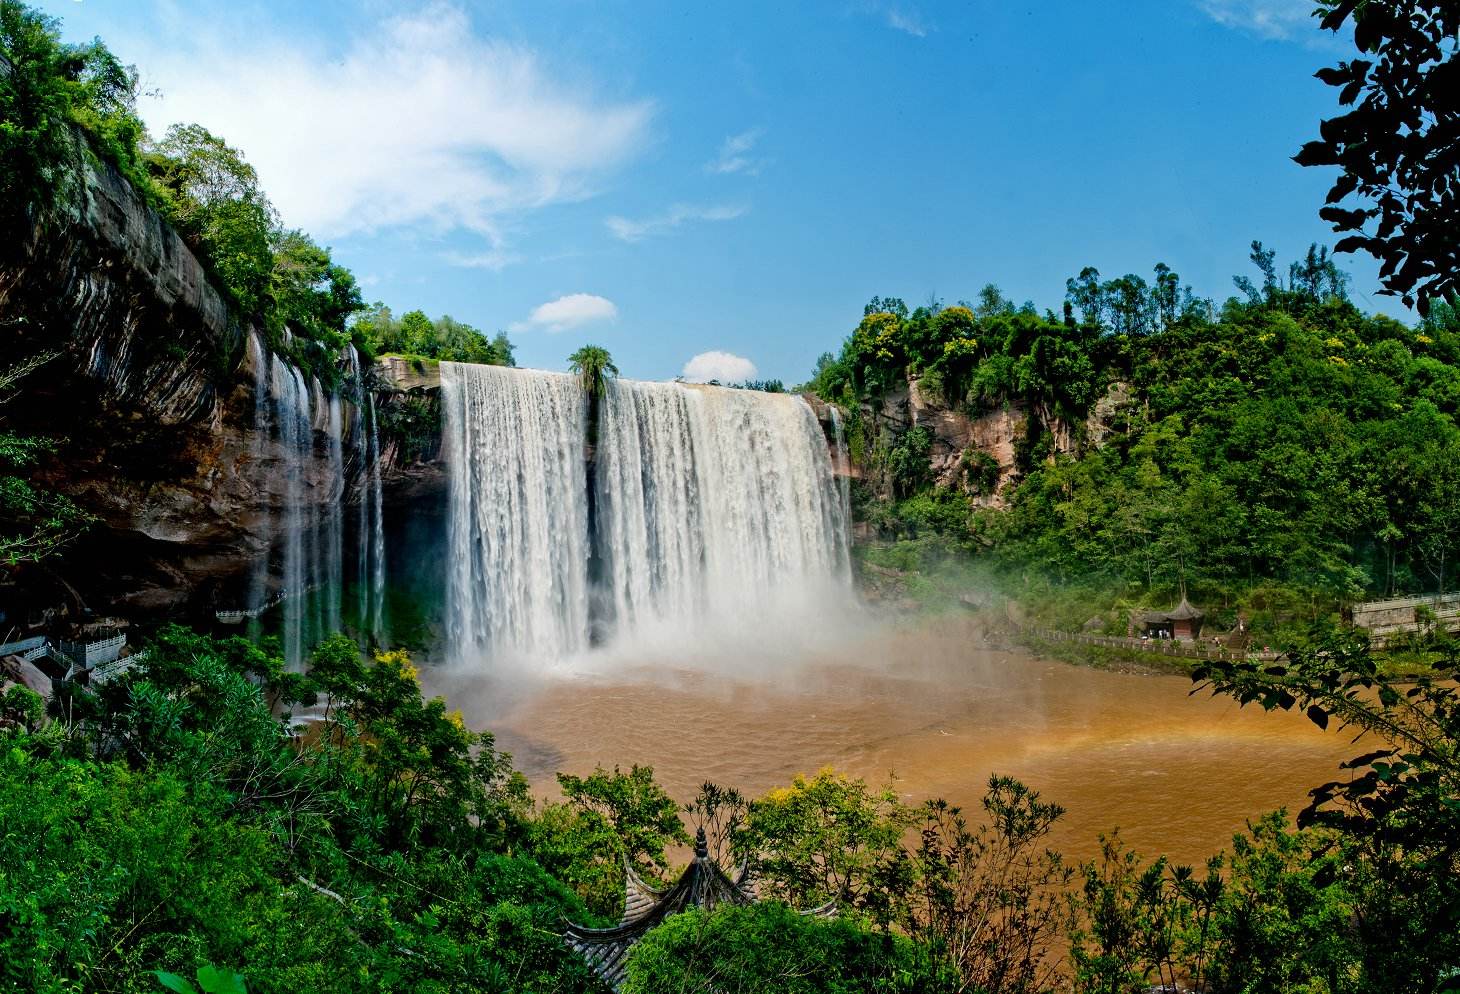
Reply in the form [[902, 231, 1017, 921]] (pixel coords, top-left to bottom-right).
[[852, 542, 1443, 679]]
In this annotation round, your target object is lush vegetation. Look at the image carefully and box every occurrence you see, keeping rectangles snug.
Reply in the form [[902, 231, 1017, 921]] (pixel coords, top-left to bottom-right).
[[568, 345, 620, 398], [807, 245, 1460, 639], [353, 304, 516, 367], [1, 1, 521, 391], [2, 622, 1455, 992]]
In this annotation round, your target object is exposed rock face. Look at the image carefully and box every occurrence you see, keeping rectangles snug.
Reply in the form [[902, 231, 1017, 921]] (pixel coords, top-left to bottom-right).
[[0, 159, 367, 627], [852, 372, 1129, 508]]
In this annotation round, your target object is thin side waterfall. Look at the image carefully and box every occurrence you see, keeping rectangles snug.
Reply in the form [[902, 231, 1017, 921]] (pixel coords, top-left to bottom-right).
[[344, 346, 387, 646], [828, 404, 852, 533], [441, 362, 590, 662], [596, 380, 852, 643], [309, 377, 327, 646], [246, 332, 271, 636], [366, 388, 387, 645], [325, 389, 344, 635]]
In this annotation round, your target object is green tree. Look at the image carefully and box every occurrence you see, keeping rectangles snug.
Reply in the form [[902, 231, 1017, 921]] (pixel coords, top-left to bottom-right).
[[622, 902, 954, 994], [567, 344, 619, 397], [147, 123, 276, 314], [736, 769, 917, 921], [0, 1, 148, 224]]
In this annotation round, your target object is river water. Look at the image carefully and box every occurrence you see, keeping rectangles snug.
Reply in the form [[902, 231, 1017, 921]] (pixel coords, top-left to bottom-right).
[[427, 617, 1356, 867]]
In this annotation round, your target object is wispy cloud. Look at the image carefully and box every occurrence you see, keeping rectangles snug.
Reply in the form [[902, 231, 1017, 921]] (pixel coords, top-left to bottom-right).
[[441, 247, 520, 271], [510, 293, 618, 333], [884, 6, 929, 37], [858, 2, 931, 37], [605, 203, 747, 242], [682, 351, 758, 384], [128, 3, 653, 246], [706, 129, 766, 176], [1195, 0, 1319, 40]]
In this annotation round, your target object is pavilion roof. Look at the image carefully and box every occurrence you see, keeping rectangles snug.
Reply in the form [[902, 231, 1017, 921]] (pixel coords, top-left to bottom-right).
[[562, 828, 833, 990]]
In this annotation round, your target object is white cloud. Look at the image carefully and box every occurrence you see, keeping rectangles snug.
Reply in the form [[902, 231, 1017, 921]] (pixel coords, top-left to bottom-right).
[[605, 203, 747, 242], [681, 351, 758, 384], [129, 3, 653, 243], [511, 293, 618, 333], [441, 248, 520, 271], [1195, 0, 1317, 39], [706, 129, 765, 176], [884, 7, 929, 37]]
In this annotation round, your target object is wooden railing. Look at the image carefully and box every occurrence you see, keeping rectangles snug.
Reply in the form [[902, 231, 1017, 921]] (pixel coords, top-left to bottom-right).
[[1021, 626, 1284, 663]]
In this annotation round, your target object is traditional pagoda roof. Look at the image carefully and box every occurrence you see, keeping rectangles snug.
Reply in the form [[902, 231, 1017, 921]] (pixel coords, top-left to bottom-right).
[[1138, 597, 1204, 624], [563, 827, 833, 990]]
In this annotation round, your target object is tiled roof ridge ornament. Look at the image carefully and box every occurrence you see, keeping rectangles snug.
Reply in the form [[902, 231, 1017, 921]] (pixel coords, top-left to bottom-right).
[[563, 828, 836, 990]]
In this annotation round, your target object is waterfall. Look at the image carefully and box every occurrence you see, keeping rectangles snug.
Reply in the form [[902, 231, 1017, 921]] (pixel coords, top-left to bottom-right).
[[346, 347, 387, 646], [246, 332, 272, 640], [596, 380, 851, 642], [324, 390, 345, 635], [441, 362, 590, 662], [442, 364, 851, 666]]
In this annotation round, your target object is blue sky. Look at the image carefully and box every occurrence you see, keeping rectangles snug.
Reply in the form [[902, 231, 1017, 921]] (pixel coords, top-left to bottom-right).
[[40, 0, 1400, 382]]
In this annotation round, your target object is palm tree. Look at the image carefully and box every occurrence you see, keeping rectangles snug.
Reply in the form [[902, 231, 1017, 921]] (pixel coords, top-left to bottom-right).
[[567, 345, 619, 398]]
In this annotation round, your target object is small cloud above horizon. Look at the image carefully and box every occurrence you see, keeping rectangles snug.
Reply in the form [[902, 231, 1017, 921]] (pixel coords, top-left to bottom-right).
[[706, 129, 766, 176], [510, 293, 618, 333], [1195, 0, 1320, 40], [681, 350, 758, 384], [859, 2, 931, 37], [442, 248, 520, 271], [605, 203, 747, 242]]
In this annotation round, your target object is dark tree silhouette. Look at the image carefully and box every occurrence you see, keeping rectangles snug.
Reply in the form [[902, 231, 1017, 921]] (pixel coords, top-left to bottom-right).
[[1295, 1, 1460, 315]]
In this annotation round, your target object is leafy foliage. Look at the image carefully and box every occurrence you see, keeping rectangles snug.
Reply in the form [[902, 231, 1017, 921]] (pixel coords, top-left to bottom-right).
[[0, 627, 599, 994], [353, 304, 516, 367], [812, 246, 1460, 618], [1297, 1, 1460, 314], [0, 350, 93, 564], [0, 0, 148, 225], [621, 902, 955, 994], [528, 764, 690, 918], [568, 345, 620, 398]]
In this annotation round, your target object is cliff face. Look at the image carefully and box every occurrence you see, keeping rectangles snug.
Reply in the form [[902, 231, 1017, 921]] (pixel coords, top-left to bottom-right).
[[0, 160, 366, 625], [853, 372, 1132, 508]]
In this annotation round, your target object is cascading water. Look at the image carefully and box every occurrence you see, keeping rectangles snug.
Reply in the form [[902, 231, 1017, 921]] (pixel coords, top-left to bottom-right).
[[246, 332, 272, 632], [366, 387, 388, 645], [442, 363, 852, 666], [828, 404, 852, 534], [596, 380, 851, 645], [270, 355, 314, 667], [324, 390, 345, 635], [441, 362, 590, 662]]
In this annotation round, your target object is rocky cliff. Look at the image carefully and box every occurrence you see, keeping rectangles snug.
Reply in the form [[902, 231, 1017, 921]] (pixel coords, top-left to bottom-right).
[[0, 159, 372, 629], [850, 372, 1132, 509]]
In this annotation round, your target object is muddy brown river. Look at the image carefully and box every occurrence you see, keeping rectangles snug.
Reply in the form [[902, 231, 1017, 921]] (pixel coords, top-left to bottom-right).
[[427, 618, 1357, 866]]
